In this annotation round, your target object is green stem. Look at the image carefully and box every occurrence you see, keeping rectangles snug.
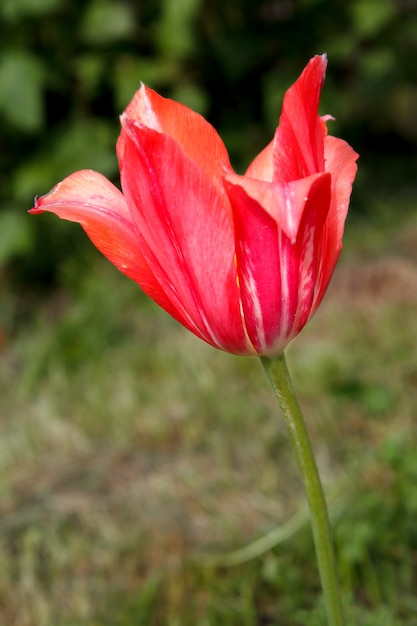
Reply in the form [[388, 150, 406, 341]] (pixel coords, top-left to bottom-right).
[[261, 352, 345, 626]]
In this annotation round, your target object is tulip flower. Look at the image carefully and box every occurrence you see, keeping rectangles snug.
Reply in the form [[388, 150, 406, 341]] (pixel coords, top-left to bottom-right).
[[31, 56, 359, 625], [30, 55, 357, 357]]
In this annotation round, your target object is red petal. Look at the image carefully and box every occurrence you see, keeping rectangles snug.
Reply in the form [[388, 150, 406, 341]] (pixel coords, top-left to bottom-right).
[[273, 55, 327, 182], [119, 119, 249, 353], [118, 85, 233, 197], [226, 172, 331, 355], [312, 135, 359, 306], [324, 135, 359, 248]]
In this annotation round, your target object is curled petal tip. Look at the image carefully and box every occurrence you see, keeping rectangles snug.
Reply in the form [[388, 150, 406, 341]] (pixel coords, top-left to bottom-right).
[[29, 195, 43, 214], [316, 52, 328, 68]]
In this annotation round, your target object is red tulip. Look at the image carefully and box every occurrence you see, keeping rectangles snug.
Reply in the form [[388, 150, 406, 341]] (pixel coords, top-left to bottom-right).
[[30, 55, 358, 357]]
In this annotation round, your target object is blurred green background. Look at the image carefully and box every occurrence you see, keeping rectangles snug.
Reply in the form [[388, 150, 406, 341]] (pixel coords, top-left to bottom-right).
[[2, 0, 417, 279], [1, 0, 417, 624]]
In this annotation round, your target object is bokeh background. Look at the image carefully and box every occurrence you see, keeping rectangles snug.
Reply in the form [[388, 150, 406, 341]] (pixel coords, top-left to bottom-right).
[[1, 0, 417, 624]]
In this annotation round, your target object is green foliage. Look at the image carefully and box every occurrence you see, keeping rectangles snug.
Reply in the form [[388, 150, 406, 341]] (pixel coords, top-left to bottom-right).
[[1, 0, 417, 274], [0, 0, 64, 21], [80, 0, 136, 45], [350, 0, 395, 38], [0, 50, 46, 132], [0, 209, 32, 264], [155, 0, 204, 60]]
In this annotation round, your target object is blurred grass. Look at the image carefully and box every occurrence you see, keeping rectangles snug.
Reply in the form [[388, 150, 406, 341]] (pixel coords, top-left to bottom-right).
[[1, 205, 417, 625]]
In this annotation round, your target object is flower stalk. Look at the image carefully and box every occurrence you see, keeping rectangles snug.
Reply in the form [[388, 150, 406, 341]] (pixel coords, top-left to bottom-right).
[[261, 352, 344, 626]]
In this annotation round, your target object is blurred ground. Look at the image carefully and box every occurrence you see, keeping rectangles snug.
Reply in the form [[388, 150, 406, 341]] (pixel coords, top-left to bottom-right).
[[1, 209, 417, 625]]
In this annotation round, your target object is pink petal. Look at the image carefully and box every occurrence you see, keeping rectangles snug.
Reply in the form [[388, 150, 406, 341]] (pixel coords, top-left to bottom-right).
[[224, 171, 327, 243], [245, 140, 274, 182], [119, 118, 250, 353], [30, 170, 183, 319]]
